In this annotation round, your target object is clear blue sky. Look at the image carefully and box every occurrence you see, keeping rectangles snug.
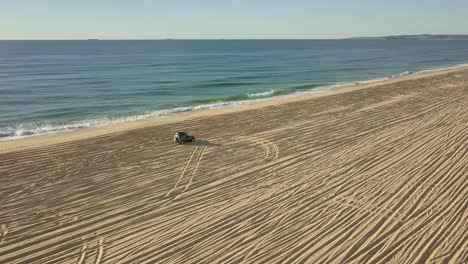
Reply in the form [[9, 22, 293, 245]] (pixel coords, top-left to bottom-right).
[[1, 0, 467, 39]]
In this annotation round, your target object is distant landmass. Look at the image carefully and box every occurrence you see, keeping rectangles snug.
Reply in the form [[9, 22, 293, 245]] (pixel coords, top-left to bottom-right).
[[351, 34, 468, 40]]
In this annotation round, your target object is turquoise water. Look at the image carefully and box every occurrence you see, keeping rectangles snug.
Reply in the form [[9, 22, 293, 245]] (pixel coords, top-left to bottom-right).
[[1, 40, 468, 140]]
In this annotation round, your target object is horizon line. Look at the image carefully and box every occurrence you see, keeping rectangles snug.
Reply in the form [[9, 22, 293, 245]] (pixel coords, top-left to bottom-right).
[[1, 34, 468, 41], [1, 38, 348, 41]]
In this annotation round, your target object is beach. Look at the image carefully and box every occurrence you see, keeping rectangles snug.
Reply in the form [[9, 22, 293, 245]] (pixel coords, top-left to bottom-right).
[[0, 68, 467, 263]]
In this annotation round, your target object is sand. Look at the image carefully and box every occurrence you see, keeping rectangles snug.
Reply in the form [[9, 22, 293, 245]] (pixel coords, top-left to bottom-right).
[[0, 68, 467, 263]]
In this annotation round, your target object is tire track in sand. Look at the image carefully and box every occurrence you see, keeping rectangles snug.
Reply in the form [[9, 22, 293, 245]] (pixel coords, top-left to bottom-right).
[[0, 224, 8, 245], [76, 244, 87, 264], [94, 238, 104, 264], [166, 146, 207, 196], [183, 146, 207, 192], [76, 238, 105, 264], [235, 136, 280, 162]]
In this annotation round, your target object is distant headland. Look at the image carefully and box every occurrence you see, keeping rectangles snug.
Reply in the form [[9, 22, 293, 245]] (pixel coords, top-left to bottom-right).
[[351, 34, 468, 40]]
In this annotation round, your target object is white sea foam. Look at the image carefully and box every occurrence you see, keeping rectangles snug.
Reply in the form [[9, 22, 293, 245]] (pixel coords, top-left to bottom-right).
[[0, 101, 249, 141], [391, 71, 413, 78], [247, 90, 275, 98], [416, 63, 468, 74]]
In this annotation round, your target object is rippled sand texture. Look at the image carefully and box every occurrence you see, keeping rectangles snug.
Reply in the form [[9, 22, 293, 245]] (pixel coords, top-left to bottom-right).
[[0, 70, 467, 263]]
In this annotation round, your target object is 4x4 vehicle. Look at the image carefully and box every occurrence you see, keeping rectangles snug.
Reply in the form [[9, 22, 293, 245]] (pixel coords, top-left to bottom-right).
[[174, 132, 195, 144]]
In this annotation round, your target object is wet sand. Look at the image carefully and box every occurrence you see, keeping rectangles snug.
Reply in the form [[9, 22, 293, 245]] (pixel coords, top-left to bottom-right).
[[0, 69, 467, 263]]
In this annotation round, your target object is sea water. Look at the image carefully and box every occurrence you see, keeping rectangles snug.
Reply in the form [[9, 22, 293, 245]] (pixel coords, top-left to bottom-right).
[[1, 39, 468, 140]]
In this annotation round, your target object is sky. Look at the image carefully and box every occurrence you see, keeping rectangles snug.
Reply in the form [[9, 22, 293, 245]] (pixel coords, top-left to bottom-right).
[[1, 0, 467, 40]]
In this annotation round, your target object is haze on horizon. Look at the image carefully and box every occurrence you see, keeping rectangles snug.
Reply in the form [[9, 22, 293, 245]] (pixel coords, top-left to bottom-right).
[[1, 0, 467, 40]]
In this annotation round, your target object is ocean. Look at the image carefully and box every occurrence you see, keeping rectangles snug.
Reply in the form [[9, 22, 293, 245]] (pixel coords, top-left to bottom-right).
[[1, 39, 468, 140]]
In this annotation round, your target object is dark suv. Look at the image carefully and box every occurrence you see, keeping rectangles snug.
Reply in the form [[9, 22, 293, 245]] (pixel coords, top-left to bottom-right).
[[174, 132, 195, 144]]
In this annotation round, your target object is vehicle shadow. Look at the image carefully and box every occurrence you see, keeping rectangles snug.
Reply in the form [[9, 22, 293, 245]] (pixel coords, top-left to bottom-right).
[[189, 140, 221, 147]]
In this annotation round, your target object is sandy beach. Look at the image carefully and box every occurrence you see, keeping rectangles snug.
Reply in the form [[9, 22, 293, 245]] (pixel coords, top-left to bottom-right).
[[0, 68, 467, 263]]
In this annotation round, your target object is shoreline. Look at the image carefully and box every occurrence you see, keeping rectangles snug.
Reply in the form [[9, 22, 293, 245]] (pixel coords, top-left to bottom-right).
[[1, 64, 467, 153], [1, 65, 467, 263]]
